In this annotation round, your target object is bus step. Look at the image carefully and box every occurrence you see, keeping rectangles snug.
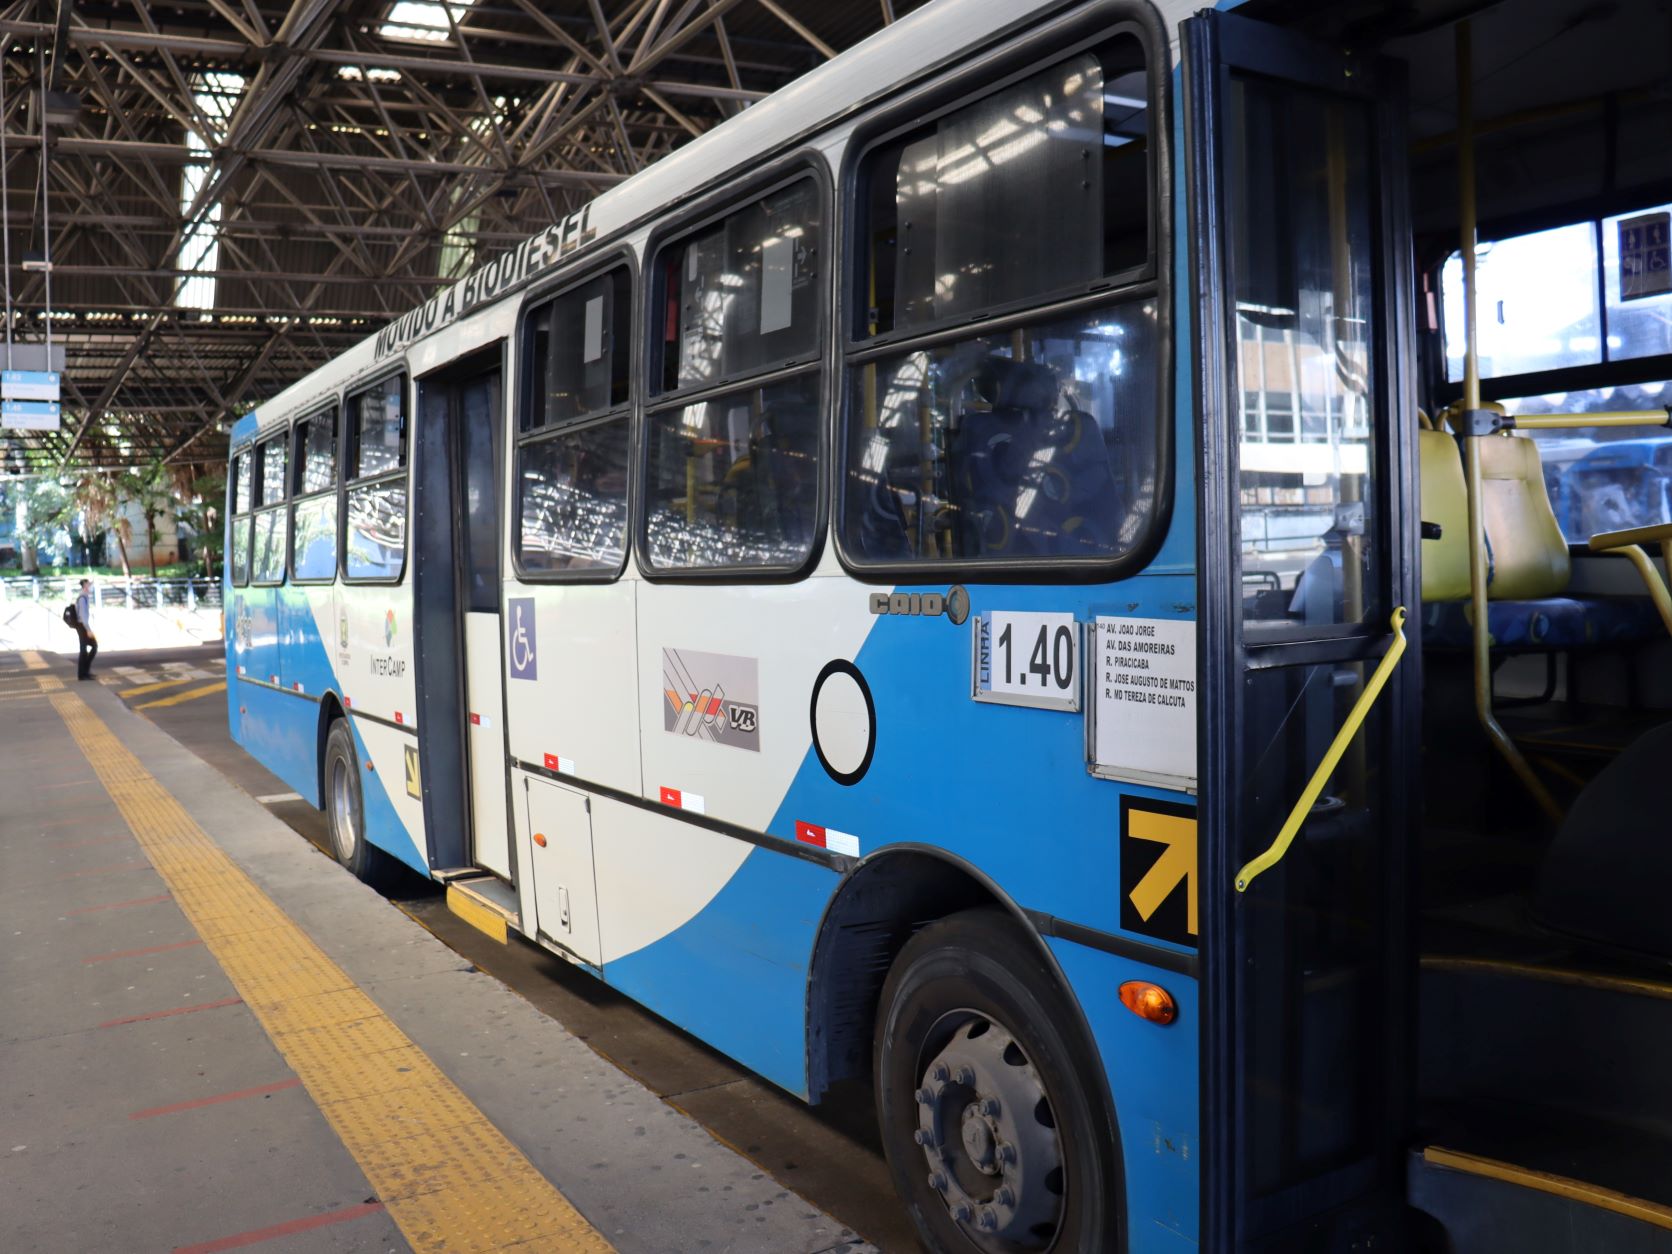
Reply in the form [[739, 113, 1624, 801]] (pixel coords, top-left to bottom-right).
[[445, 875, 519, 944], [1409, 1144, 1672, 1253]]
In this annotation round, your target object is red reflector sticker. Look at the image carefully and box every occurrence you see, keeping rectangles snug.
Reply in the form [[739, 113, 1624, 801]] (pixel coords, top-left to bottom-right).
[[469, 712, 480, 726], [660, 788, 704, 814], [796, 821, 860, 856], [659, 786, 681, 808], [343, 696, 352, 708], [542, 753, 573, 774], [293, 682, 304, 693], [394, 711, 404, 725]]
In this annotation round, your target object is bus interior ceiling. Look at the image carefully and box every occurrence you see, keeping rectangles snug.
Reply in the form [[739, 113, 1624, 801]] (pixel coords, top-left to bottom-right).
[[1250, 0, 1672, 1211]]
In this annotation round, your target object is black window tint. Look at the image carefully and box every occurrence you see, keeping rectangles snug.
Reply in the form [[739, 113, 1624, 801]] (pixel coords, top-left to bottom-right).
[[861, 40, 1149, 338], [843, 302, 1158, 563], [645, 374, 820, 570], [657, 180, 822, 392], [524, 268, 630, 432], [345, 481, 407, 580], [296, 409, 338, 494], [292, 495, 338, 581], [233, 450, 253, 513], [350, 377, 406, 479], [518, 417, 630, 574], [258, 435, 288, 506], [251, 507, 288, 584], [230, 515, 251, 584]]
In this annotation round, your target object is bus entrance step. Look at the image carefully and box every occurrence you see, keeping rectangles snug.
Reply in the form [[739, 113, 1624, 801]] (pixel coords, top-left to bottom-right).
[[445, 875, 519, 943], [1409, 1144, 1672, 1254]]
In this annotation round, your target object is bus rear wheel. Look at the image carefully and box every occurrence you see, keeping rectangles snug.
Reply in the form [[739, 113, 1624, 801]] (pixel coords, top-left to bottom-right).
[[323, 719, 397, 891], [875, 908, 1122, 1254]]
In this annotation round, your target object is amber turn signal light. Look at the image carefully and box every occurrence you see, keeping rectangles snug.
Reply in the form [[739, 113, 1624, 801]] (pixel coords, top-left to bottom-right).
[[533, 831, 548, 848], [1119, 980, 1177, 1025]]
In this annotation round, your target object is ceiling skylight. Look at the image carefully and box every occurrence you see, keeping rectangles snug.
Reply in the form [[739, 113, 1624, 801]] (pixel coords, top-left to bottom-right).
[[379, 0, 476, 45]]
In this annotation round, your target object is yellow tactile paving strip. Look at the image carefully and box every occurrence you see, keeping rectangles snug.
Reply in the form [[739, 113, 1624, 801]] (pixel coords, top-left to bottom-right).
[[45, 682, 614, 1253]]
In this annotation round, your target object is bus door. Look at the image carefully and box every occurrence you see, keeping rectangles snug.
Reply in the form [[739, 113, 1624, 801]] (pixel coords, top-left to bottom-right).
[[1186, 12, 1422, 1251], [412, 349, 514, 881]]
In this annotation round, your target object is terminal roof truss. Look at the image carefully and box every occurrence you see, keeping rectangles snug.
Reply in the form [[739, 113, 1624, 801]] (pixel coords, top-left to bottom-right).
[[0, 0, 921, 473]]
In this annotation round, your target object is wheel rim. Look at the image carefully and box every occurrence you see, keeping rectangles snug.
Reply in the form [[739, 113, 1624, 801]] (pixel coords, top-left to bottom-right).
[[913, 1010, 1065, 1250], [330, 754, 357, 862]]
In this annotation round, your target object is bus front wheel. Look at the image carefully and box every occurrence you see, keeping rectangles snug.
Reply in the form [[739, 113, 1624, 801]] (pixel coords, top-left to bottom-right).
[[875, 908, 1122, 1254], [323, 719, 397, 891]]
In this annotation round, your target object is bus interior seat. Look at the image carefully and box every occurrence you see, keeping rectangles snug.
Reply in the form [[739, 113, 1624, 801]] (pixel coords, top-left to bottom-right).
[[950, 356, 1120, 558], [1418, 411, 1667, 649], [1534, 718, 1672, 960]]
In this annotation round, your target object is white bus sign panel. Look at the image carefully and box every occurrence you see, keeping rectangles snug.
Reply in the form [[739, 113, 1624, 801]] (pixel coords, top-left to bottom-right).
[[1, 398, 60, 431], [1, 370, 60, 401], [1620, 211, 1671, 301], [1090, 616, 1197, 792], [972, 610, 1080, 712]]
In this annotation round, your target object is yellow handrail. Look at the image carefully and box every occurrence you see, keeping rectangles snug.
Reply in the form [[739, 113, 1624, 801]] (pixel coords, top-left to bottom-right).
[[1235, 607, 1409, 893]]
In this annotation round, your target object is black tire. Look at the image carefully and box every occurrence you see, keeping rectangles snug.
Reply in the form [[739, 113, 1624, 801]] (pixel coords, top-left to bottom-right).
[[323, 719, 399, 891], [875, 908, 1123, 1254]]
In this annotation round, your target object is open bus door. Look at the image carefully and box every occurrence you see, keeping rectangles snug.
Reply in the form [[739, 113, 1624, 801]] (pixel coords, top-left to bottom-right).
[[1185, 11, 1424, 1251]]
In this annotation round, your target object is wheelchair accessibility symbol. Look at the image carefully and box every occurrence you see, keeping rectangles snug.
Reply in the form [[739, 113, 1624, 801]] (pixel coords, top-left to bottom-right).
[[508, 597, 537, 680]]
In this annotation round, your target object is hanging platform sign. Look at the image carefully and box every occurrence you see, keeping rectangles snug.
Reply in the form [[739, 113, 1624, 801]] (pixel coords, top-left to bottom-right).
[[1, 370, 60, 401], [2, 398, 61, 430]]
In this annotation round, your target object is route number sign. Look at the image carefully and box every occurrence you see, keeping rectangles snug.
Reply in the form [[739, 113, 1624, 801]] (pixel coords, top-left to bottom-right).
[[972, 610, 1081, 712]]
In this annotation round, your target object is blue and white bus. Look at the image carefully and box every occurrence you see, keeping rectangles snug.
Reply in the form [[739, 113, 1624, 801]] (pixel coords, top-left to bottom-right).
[[226, 1, 1672, 1250]]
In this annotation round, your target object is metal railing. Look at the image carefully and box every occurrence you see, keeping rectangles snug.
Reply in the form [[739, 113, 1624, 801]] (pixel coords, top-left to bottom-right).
[[0, 574, 223, 609]]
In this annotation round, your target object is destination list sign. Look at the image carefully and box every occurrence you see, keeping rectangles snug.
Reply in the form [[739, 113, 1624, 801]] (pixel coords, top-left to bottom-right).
[[1091, 615, 1197, 791]]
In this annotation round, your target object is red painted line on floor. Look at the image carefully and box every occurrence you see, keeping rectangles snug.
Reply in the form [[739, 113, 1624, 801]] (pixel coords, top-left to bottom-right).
[[66, 893, 171, 915], [131, 1077, 301, 1120], [54, 859, 153, 880], [172, 1201, 387, 1253], [83, 939, 204, 964], [60, 835, 133, 849], [99, 997, 243, 1028]]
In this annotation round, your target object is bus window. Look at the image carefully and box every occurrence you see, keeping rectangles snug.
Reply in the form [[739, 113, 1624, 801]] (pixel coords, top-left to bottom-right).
[[841, 38, 1158, 572], [516, 267, 632, 576], [845, 306, 1157, 563], [230, 515, 250, 586], [859, 39, 1150, 339], [655, 179, 821, 394], [233, 448, 253, 514], [344, 375, 408, 582], [257, 432, 287, 508], [294, 407, 338, 494], [644, 178, 824, 573], [230, 447, 253, 586], [523, 268, 629, 432], [348, 375, 406, 479], [251, 432, 289, 586], [291, 407, 339, 582]]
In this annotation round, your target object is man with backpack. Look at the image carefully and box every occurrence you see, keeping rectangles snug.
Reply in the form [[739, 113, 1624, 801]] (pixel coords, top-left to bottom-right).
[[71, 578, 97, 680]]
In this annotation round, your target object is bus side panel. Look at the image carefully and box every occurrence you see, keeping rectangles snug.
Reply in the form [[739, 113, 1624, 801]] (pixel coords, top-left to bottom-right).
[[598, 817, 839, 1097], [343, 714, 429, 876], [1047, 938, 1200, 1251], [276, 584, 339, 804]]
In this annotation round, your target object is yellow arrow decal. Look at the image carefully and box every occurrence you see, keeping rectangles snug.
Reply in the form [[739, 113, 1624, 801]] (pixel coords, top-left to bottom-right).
[[1127, 810, 1198, 936]]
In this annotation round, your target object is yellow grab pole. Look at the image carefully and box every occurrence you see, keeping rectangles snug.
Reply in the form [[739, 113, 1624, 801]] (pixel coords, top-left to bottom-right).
[[1455, 21, 1562, 823], [1236, 608, 1410, 892]]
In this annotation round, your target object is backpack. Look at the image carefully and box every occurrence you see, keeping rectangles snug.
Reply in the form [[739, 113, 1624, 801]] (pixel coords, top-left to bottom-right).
[[63, 602, 78, 627]]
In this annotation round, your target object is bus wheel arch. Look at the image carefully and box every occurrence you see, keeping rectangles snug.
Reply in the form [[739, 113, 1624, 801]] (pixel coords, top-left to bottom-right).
[[314, 693, 346, 809]]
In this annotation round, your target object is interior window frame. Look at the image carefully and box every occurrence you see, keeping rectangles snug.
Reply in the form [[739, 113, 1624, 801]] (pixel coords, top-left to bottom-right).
[[634, 155, 833, 584], [341, 369, 412, 586], [833, 14, 1173, 584], [289, 402, 342, 586], [511, 251, 638, 585]]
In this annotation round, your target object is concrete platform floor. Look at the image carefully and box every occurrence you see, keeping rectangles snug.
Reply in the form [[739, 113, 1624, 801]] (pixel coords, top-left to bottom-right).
[[0, 645, 911, 1253]]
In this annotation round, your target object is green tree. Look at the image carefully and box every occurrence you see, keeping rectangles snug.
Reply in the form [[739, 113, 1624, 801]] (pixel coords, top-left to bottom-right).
[[173, 467, 225, 578], [115, 459, 173, 578], [14, 476, 74, 573], [71, 471, 127, 576]]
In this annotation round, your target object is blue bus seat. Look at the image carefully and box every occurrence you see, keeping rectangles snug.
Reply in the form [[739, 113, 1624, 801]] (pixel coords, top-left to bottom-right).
[[1535, 719, 1672, 959], [1419, 416, 1665, 650]]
